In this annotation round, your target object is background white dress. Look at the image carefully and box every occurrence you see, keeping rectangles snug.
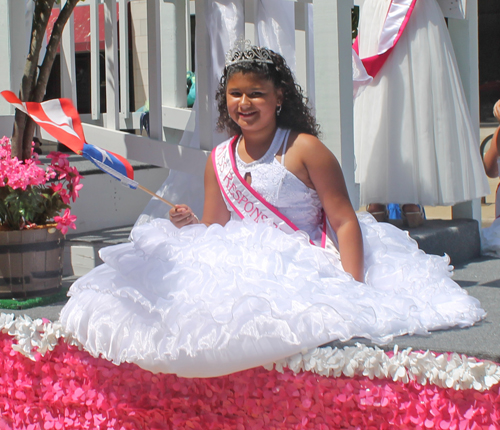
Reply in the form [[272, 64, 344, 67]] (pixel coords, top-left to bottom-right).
[[354, 0, 490, 206]]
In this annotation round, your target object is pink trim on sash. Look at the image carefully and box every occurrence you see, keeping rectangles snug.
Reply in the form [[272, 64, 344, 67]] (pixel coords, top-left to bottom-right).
[[495, 182, 500, 219], [354, 0, 417, 78], [352, 37, 359, 55], [212, 136, 245, 220], [212, 136, 328, 247], [321, 215, 328, 249]]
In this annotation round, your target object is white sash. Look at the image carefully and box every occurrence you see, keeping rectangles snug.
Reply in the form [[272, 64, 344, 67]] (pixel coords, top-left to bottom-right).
[[212, 135, 327, 247]]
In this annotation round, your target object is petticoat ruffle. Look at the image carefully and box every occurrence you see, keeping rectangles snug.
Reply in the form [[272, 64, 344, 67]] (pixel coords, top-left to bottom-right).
[[481, 217, 500, 258]]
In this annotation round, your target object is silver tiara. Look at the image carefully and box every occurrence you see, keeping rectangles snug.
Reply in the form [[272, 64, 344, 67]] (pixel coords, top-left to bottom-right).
[[225, 39, 274, 67]]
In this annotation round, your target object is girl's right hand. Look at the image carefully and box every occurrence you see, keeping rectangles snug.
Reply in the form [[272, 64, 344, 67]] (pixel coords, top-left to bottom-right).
[[169, 204, 199, 228]]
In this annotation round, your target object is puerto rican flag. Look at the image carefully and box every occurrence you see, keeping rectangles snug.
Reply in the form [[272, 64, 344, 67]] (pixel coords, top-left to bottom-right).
[[1, 90, 138, 189], [81, 143, 137, 189]]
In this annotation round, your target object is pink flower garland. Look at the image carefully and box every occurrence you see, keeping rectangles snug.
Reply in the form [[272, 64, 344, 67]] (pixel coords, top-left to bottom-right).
[[0, 333, 499, 429]]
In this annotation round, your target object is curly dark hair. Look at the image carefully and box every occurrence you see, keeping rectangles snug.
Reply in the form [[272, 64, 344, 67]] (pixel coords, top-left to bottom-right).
[[216, 48, 320, 137]]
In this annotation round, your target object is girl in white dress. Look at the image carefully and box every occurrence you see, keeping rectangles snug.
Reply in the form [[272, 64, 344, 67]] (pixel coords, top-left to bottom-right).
[[60, 43, 485, 378], [354, 0, 490, 224]]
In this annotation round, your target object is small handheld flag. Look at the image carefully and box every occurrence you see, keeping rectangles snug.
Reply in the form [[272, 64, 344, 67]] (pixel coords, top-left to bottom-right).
[[82, 143, 138, 189], [2, 90, 174, 207], [2, 90, 85, 154]]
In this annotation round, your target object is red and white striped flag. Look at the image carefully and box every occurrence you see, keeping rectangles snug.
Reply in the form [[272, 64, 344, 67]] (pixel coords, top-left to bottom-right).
[[2, 90, 137, 188], [1, 90, 85, 154]]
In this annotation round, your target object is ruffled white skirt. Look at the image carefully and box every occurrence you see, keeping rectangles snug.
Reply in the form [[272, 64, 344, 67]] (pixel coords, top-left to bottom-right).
[[354, 0, 490, 206], [481, 217, 500, 258], [60, 214, 485, 378]]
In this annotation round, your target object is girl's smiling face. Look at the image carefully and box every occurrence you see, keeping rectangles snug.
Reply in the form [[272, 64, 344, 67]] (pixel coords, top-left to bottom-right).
[[226, 72, 282, 134]]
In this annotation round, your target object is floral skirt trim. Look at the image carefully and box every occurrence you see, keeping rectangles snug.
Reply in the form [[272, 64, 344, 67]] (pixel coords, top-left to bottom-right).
[[1, 313, 499, 429]]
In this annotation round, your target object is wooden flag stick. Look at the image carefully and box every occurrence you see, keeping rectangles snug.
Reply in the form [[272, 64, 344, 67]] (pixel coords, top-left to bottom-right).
[[137, 184, 175, 208]]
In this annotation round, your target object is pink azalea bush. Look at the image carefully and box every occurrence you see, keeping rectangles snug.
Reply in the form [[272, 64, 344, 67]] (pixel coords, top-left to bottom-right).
[[0, 332, 499, 429], [0, 136, 82, 232]]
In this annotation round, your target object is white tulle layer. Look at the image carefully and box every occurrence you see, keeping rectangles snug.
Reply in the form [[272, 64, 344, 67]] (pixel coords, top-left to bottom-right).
[[60, 213, 485, 377], [481, 217, 500, 258]]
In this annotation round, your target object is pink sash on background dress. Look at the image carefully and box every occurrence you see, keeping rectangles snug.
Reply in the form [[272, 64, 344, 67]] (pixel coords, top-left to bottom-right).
[[353, 0, 417, 78], [496, 184, 500, 220]]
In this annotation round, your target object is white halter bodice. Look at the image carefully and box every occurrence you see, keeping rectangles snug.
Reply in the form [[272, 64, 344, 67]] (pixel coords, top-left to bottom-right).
[[231, 128, 324, 242]]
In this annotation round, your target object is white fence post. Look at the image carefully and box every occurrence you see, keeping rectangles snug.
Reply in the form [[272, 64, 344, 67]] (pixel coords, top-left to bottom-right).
[[0, 0, 25, 116], [294, 1, 315, 104], [147, 0, 163, 140], [313, 0, 358, 208], [449, 0, 482, 223], [61, 0, 77, 104], [119, 0, 130, 118], [89, 0, 101, 120], [161, 0, 187, 109], [104, 0, 120, 129], [194, 0, 213, 151]]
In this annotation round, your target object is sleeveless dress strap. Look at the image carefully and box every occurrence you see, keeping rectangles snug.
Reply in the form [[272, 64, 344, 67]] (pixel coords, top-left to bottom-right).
[[280, 129, 291, 166], [275, 129, 291, 199]]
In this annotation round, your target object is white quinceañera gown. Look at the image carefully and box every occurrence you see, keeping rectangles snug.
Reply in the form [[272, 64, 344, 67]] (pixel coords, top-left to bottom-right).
[[354, 0, 490, 206], [60, 130, 485, 378]]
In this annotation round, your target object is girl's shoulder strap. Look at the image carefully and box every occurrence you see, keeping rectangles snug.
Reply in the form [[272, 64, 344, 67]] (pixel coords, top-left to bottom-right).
[[279, 128, 292, 166]]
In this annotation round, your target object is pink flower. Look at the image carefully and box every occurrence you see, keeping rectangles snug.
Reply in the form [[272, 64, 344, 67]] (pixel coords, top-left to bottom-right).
[[59, 188, 71, 205], [53, 208, 77, 234], [50, 183, 70, 204], [50, 183, 63, 193], [45, 166, 57, 181], [68, 176, 83, 202], [53, 166, 67, 181], [0, 154, 47, 190], [47, 151, 70, 168]]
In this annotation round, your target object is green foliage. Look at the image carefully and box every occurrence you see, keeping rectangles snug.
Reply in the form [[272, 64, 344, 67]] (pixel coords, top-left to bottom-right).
[[0, 185, 69, 230]]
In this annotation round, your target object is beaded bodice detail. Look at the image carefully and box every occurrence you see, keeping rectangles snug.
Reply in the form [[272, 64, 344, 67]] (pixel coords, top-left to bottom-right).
[[231, 128, 323, 241]]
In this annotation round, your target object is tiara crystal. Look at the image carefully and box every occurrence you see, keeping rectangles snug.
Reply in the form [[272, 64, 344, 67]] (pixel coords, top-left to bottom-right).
[[225, 39, 274, 67]]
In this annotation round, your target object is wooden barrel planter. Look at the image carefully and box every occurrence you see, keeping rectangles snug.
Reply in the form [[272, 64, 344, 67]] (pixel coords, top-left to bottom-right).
[[0, 225, 64, 299]]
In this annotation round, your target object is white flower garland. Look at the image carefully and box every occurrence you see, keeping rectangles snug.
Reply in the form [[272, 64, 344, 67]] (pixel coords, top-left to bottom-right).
[[267, 344, 500, 392], [0, 313, 81, 361], [1, 313, 499, 391]]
